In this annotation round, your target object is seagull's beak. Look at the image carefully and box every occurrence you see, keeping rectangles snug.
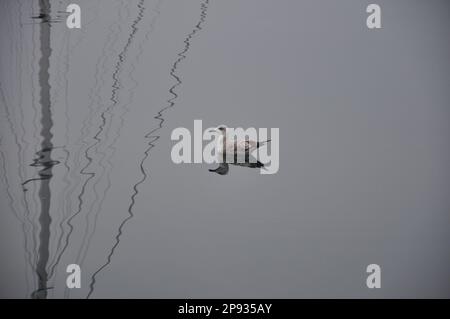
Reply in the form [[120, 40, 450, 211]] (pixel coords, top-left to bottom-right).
[[208, 128, 217, 133]]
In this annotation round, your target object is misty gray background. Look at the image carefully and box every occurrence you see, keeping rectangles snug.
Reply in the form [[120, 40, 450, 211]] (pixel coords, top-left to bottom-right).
[[0, 0, 449, 298]]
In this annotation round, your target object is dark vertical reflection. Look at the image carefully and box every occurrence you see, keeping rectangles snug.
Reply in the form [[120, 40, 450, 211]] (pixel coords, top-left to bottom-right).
[[30, 0, 54, 299]]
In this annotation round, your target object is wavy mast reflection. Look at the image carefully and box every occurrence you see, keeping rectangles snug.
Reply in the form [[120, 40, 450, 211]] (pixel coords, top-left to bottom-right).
[[74, 0, 164, 284], [86, 0, 211, 299], [69, 0, 152, 298], [29, 0, 57, 299], [45, 1, 127, 286]]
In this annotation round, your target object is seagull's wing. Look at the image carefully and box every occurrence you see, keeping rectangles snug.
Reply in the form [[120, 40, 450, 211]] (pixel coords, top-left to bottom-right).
[[225, 140, 257, 154], [239, 140, 258, 153], [209, 163, 229, 175]]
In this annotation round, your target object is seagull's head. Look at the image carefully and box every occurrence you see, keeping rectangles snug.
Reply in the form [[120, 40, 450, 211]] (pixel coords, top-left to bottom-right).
[[209, 125, 227, 135]]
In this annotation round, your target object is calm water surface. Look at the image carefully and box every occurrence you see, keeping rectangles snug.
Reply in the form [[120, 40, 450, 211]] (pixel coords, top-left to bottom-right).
[[0, 0, 450, 298]]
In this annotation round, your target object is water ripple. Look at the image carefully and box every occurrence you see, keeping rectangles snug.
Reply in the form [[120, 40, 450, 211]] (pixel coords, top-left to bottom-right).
[[77, 0, 164, 275], [45, 0, 128, 287], [86, 0, 211, 299]]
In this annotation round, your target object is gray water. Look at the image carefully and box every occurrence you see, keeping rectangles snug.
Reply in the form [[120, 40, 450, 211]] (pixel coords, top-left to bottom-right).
[[0, 0, 450, 299]]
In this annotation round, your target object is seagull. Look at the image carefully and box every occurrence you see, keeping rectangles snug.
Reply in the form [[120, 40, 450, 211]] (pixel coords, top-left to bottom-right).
[[208, 125, 271, 175]]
